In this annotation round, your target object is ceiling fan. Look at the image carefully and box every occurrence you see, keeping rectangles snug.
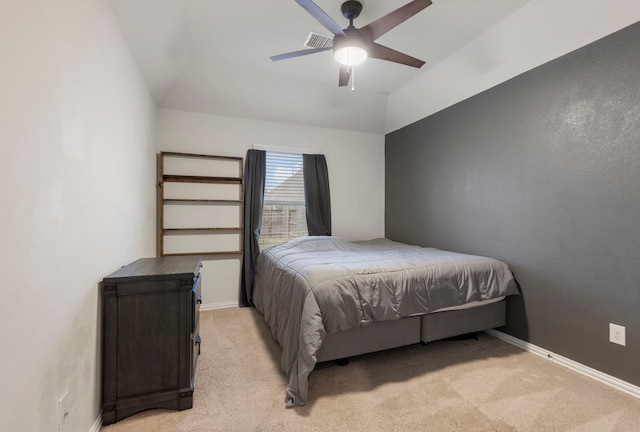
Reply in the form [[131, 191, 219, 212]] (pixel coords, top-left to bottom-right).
[[270, 0, 432, 87]]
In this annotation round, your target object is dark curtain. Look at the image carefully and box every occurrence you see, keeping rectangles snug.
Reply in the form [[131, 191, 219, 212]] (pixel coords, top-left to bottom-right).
[[303, 154, 332, 236], [240, 149, 266, 307]]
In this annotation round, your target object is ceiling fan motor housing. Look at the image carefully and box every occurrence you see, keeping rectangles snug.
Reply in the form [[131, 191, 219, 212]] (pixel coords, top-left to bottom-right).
[[333, 27, 367, 49], [334, 1, 368, 54], [333, 27, 368, 66]]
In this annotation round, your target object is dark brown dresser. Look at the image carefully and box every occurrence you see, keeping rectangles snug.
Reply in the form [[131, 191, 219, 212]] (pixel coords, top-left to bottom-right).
[[101, 256, 202, 425]]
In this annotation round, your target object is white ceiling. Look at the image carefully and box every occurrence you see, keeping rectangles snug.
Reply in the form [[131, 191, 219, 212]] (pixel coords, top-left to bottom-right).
[[108, 0, 532, 133]]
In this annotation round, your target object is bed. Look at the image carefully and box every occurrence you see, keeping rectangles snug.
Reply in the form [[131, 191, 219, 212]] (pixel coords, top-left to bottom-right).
[[252, 236, 519, 407]]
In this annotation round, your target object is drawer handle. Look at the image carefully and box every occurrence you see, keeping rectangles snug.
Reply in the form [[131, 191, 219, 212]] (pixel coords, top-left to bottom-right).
[[196, 295, 202, 304]]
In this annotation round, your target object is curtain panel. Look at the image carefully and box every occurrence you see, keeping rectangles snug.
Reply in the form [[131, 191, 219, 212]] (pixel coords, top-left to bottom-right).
[[303, 154, 332, 236], [240, 149, 266, 307]]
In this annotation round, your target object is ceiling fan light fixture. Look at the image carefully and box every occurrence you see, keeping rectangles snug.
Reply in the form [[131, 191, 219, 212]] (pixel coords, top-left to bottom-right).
[[333, 35, 368, 66], [334, 45, 367, 66]]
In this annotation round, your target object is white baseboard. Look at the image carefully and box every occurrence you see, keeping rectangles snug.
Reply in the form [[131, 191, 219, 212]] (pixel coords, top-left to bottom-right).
[[486, 329, 640, 400], [200, 301, 238, 311], [89, 412, 102, 432]]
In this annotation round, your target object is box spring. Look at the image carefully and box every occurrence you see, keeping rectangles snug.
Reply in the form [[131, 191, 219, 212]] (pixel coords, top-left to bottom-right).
[[317, 299, 506, 362]]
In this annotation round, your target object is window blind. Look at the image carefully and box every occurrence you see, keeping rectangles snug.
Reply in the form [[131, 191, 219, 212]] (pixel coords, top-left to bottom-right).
[[259, 152, 308, 249]]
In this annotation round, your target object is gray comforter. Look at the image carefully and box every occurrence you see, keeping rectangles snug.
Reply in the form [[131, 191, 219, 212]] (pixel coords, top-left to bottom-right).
[[252, 236, 519, 407]]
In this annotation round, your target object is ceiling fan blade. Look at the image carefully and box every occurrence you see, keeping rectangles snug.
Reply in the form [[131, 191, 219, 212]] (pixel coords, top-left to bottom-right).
[[360, 0, 432, 41], [295, 0, 346, 36], [270, 47, 331, 62], [339, 65, 350, 87], [368, 43, 425, 68]]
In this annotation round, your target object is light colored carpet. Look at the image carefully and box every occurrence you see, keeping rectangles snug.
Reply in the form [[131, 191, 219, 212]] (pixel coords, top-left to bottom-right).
[[102, 307, 640, 431]]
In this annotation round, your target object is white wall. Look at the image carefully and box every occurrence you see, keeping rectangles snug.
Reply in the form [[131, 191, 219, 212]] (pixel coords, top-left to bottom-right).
[[0, 1, 156, 431], [157, 109, 385, 308], [386, 0, 640, 133]]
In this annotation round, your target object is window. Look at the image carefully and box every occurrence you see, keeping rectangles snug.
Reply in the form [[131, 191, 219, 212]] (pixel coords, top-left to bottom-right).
[[259, 152, 308, 249]]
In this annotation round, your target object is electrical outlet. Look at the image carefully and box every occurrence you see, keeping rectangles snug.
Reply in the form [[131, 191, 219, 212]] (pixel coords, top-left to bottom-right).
[[58, 391, 70, 431], [609, 323, 626, 346]]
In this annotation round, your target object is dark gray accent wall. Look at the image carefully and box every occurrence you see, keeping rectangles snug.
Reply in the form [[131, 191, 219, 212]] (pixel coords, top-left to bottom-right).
[[386, 22, 640, 386]]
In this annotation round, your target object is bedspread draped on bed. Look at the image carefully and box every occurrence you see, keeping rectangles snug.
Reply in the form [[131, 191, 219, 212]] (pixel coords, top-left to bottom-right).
[[252, 236, 519, 407]]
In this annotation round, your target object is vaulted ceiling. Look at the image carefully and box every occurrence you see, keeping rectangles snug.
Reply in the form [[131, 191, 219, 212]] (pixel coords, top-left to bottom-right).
[[108, 1, 639, 135], [108, 0, 534, 133]]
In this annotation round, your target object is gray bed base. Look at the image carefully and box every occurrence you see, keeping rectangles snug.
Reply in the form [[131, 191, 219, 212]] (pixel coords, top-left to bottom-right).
[[316, 299, 506, 363]]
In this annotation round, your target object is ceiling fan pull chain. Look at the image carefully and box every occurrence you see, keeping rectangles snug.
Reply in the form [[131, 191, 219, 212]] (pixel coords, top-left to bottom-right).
[[351, 65, 355, 92]]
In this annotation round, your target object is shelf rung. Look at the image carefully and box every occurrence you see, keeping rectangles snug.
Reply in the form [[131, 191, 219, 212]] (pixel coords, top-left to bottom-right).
[[163, 228, 241, 232], [163, 175, 242, 185], [161, 151, 243, 162], [162, 251, 243, 257], [163, 199, 242, 204]]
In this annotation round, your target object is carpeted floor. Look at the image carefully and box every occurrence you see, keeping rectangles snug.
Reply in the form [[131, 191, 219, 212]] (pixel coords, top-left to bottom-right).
[[102, 307, 640, 431]]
